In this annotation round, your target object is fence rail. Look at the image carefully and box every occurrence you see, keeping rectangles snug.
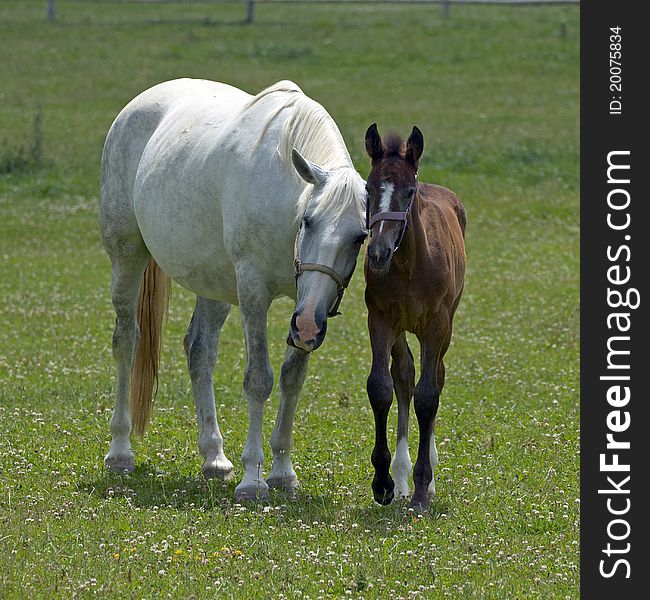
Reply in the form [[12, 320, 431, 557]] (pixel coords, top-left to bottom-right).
[[45, 0, 580, 24]]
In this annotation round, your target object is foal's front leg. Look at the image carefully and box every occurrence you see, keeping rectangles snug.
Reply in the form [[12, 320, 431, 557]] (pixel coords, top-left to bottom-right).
[[267, 345, 310, 492], [367, 314, 396, 505], [412, 320, 448, 509], [234, 266, 274, 501]]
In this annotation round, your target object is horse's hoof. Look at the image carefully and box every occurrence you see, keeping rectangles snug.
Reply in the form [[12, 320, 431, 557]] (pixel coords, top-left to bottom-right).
[[235, 481, 270, 502], [104, 453, 135, 473], [202, 457, 235, 481], [266, 475, 299, 491], [267, 475, 299, 499]]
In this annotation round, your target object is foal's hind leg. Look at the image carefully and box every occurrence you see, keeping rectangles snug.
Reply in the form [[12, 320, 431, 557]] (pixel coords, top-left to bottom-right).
[[184, 297, 234, 480], [104, 246, 150, 472], [390, 334, 415, 499]]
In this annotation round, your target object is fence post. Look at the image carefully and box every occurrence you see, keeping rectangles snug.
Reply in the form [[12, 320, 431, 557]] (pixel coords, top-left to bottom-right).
[[46, 0, 56, 22], [246, 0, 255, 24]]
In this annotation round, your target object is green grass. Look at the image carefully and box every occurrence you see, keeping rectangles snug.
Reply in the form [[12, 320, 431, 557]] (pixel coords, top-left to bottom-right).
[[0, 2, 579, 598]]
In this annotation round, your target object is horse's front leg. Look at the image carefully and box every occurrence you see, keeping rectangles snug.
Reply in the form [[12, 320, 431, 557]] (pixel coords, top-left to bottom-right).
[[267, 345, 310, 493], [234, 266, 274, 501], [367, 313, 396, 505], [183, 297, 234, 480]]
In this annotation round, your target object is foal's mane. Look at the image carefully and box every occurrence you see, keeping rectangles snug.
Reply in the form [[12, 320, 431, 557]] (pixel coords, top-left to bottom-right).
[[241, 81, 364, 223], [382, 133, 406, 158]]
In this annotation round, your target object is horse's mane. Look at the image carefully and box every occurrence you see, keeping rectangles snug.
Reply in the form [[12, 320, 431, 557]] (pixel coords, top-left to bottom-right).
[[241, 81, 363, 223]]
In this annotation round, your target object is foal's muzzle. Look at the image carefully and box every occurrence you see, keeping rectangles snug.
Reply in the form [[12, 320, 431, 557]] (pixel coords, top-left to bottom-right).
[[368, 241, 394, 273]]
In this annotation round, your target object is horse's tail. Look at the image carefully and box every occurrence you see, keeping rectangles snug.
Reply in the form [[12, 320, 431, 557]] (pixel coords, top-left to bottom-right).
[[130, 259, 171, 437]]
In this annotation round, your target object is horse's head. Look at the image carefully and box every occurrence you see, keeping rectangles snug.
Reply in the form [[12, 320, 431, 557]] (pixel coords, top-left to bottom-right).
[[287, 149, 367, 352], [364, 123, 423, 273]]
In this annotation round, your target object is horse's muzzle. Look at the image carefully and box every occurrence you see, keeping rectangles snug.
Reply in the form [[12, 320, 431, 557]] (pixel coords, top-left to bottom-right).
[[287, 310, 327, 352]]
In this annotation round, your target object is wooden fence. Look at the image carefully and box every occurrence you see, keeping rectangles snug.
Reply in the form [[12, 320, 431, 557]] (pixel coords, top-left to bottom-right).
[[44, 0, 580, 24]]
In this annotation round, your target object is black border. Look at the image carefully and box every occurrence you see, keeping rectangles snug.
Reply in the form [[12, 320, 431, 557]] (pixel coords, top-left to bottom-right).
[[581, 2, 648, 595]]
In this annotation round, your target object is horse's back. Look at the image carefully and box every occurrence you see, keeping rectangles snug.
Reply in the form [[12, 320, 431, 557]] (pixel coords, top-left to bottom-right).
[[100, 78, 306, 303], [102, 79, 250, 181], [100, 79, 250, 237]]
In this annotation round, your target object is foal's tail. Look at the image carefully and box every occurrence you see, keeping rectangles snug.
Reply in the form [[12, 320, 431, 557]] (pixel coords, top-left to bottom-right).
[[130, 259, 171, 437]]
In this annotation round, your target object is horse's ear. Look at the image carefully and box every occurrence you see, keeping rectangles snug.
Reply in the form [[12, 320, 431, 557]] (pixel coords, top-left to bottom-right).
[[365, 123, 383, 162], [405, 126, 424, 168], [291, 149, 328, 186]]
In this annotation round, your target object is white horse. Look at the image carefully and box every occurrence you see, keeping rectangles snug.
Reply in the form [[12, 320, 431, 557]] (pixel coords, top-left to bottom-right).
[[99, 79, 367, 500]]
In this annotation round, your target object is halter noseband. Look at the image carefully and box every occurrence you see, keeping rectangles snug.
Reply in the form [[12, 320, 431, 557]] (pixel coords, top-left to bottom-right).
[[365, 177, 417, 252], [293, 224, 357, 318]]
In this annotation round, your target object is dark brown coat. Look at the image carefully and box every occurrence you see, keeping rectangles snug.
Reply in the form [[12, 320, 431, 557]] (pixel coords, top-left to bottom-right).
[[363, 124, 466, 509]]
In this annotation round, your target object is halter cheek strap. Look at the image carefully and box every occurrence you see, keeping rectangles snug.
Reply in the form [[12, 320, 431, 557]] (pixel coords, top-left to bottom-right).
[[294, 259, 355, 317], [293, 223, 356, 318], [366, 178, 417, 252]]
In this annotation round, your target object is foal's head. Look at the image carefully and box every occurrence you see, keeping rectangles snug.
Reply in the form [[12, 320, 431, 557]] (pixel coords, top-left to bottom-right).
[[287, 150, 367, 352], [364, 124, 424, 272]]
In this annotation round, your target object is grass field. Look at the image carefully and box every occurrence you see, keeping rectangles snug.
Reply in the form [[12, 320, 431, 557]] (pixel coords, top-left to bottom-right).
[[0, 1, 579, 597]]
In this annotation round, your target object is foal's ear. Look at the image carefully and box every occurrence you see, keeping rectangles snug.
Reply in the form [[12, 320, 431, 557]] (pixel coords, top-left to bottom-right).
[[291, 148, 328, 186], [365, 123, 383, 162], [405, 126, 424, 168]]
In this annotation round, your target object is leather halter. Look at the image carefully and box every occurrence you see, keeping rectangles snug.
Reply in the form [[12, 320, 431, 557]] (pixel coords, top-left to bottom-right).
[[293, 223, 357, 318], [366, 177, 417, 252]]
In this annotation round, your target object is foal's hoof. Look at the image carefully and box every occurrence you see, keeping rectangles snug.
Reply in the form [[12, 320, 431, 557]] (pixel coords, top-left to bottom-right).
[[202, 457, 235, 481], [104, 453, 135, 473], [374, 489, 395, 505], [409, 493, 431, 513], [234, 480, 270, 502], [373, 475, 395, 505]]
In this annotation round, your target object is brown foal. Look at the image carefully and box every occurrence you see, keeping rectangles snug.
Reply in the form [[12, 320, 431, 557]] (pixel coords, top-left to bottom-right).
[[363, 124, 466, 509]]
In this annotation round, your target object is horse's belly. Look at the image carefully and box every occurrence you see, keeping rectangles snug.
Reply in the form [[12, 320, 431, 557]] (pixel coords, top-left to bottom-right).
[[173, 266, 239, 305]]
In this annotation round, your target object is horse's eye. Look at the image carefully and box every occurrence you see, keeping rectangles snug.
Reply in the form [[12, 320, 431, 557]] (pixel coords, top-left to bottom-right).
[[303, 216, 313, 229]]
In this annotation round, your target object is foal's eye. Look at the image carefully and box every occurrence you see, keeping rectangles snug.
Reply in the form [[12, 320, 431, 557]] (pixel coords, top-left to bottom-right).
[[407, 187, 416, 198]]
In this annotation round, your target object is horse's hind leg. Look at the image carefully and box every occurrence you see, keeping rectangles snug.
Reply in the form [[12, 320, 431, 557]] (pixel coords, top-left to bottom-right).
[[104, 244, 150, 472], [390, 333, 415, 499], [183, 297, 234, 480]]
